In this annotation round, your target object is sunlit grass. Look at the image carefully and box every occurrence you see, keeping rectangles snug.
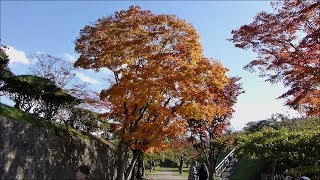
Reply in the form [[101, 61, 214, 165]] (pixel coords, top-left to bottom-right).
[[144, 166, 189, 177], [0, 103, 61, 130], [0, 103, 115, 148], [144, 167, 160, 175]]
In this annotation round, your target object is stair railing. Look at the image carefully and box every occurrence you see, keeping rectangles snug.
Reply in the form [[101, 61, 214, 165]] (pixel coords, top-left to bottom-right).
[[214, 148, 237, 178]]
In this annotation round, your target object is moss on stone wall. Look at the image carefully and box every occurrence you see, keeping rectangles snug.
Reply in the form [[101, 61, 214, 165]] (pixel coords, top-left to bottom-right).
[[0, 104, 117, 179]]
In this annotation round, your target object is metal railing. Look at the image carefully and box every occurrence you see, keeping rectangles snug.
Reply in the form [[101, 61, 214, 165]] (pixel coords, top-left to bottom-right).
[[214, 148, 237, 179], [215, 148, 236, 173]]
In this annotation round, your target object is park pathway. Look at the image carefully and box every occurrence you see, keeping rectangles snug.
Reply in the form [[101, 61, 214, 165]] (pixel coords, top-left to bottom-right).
[[143, 170, 187, 180]]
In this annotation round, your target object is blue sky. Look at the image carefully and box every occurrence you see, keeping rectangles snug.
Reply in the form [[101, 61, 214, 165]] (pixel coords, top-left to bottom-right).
[[0, 1, 299, 130]]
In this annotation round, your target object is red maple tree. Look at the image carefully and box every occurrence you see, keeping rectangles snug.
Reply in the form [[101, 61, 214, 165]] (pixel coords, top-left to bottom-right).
[[230, 0, 320, 116]]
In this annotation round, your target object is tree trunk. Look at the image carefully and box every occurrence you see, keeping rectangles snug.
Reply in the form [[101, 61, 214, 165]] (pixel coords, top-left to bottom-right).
[[179, 156, 184, 174], [116, 141, 130, 180], [152, 158, 156, 171], [150, 156, 153, 172], [141, 157, 145, 177], [130, 164, 138, 180], [124, 149, 143, 180], [136, 154, 144, 179], [208, 153, 217, 180], [208, 163, 216, 180], [271, 159, 277, 178], [150, 161, 152, 173]]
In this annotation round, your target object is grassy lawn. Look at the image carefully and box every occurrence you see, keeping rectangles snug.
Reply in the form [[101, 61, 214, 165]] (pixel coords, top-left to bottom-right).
[[0, 103, 115, 148], [0, 103, 62, 130], [144, 150, 233, 178], [144, 166, 189, 177], [144, 167, 160, 175], [230, 158, 268, 180]]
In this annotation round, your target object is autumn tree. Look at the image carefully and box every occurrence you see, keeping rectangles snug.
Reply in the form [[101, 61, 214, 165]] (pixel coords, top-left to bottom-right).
[[145, 134, 197, 170], [28, 54, 112, 110], [188, 77, 243, 180], [74, 6, 229, 180], [230, 0, 320, 116], [161, 137, 197, 173], [28, 53, 110, 131], [28, 53, 88, 98]]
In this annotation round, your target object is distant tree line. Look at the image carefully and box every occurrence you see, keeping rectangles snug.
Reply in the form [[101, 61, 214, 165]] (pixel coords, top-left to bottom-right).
[[236, 114, 320, 178]]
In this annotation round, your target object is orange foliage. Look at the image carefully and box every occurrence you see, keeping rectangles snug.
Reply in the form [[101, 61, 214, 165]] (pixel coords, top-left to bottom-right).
[[75, 6, 230, 152]]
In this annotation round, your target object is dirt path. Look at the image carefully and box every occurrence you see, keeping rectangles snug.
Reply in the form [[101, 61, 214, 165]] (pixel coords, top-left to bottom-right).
[[143, 170, 187, 180]]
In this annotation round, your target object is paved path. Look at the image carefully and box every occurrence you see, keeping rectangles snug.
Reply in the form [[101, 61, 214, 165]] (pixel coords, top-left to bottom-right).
[[143, 170, 187, 180]]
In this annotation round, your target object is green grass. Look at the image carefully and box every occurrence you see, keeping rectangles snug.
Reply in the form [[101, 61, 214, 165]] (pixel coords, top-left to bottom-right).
[[144, 167, 160, 175], [145, 150, 232, 178], [174, 167, 189, 176], [146, 157, 267, 179], [0, 103, 115, 148], [144, 166, 189, 177], [0, 103, 62, 130], [230, 158, 268, 180]]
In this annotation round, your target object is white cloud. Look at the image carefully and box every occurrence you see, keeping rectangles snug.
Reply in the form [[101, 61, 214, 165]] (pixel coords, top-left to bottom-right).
[[2, 46, 30, 64], [76, 72, 100, 85], [230, 100, 300, 131], [65, 53, 78, 63]]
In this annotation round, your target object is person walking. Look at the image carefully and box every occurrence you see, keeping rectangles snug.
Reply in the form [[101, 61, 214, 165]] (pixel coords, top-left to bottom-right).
[[188, 161, 197, 180], [197, 163, 208, 180]]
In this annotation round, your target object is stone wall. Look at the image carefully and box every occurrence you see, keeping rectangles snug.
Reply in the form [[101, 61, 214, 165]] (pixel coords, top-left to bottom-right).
[[0, 116, 117, 179]]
